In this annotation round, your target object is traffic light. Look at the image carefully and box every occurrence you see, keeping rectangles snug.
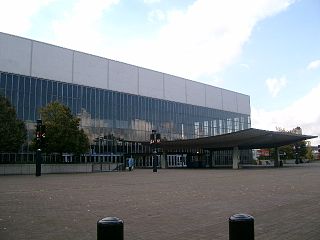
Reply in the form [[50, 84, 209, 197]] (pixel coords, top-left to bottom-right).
[[35, 120, 46, 149], [150, 133, 155, 144], [41, 125, 46, 140], [36, 125, 41, 141], [150, 131, 161, 145]]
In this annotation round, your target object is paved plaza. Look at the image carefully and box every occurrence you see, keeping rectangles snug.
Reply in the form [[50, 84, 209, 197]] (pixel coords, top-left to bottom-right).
[[1, 163, 320, 240]]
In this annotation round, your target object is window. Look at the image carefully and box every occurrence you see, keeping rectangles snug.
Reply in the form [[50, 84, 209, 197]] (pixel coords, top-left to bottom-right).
[[227, 118, 232, 133], [234, 118, 239, 132], [204, 121, 208, 136], [57, 82, 62, 99], [41, 80, 47, 107], [219, 119, 223, 134], [240, 117, 244, 130], [194, 122, 200, 138], [35, 79, 42, 116], [91, 88, 96, 119], [0, 72, 6, 89], [212, 120, 217, 136], [52, 81, 57, 97], [99, 89, 104, 120]]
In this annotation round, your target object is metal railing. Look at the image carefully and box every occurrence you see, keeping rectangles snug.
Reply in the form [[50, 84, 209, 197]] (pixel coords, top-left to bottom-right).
[[0, 153, 125, 165]]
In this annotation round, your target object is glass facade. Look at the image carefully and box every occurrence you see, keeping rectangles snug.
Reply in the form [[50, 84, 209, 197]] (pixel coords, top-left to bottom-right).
[[0, 71, 251, 164]]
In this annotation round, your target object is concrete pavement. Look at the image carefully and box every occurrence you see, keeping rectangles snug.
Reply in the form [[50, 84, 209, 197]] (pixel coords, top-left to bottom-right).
[[1, 163, 320, 240]]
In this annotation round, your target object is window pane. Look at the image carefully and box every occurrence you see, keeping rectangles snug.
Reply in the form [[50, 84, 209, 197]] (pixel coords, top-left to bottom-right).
[[86, 87, 91, 113], [30, 90, 36, 121], [24, 93, 30, 120], [6, 74, 13, 91], [52, 81, 57, 96], [0, 72, 6, 89], [81, 86, 86, 110], [12, 75, 19, 90], [36, 79, 42, 111], [41, 80, 47, 107], [30, 77, 36, 93], [57, 82, 62, 99], [63, 83, 67, 98], [18, 91, 24, 119]]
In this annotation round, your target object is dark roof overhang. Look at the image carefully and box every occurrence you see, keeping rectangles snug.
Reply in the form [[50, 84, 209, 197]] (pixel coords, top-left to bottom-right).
[[158, 128, 317, 151]]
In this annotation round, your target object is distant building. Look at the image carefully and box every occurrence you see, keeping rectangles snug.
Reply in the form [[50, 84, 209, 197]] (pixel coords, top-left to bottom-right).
[[292, 127, 302, 135]]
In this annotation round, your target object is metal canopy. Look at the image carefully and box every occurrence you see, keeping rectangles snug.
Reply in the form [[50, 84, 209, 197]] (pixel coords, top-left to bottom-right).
[[159, 128, 317, 150]]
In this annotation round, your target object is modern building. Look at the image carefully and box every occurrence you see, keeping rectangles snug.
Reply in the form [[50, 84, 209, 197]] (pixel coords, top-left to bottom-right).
[[0, 32, 252, 167]]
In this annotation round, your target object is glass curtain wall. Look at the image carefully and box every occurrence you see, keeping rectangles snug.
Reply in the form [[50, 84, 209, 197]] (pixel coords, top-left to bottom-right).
[[0, 71, 251, 152]]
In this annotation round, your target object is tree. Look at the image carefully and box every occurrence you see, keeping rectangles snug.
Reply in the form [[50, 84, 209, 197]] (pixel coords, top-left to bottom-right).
[[0, 95, 27, 152], [306, 142, 314, 161], [39, 102, 89, 155], [275, 126, 307, 160], [294, 140, 307, 160]]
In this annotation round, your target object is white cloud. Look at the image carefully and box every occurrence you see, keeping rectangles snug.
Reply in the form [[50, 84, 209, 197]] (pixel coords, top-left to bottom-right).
[[252, 82, 320, 145], [265, 76, 287, 97], [0, 0, 56, 35], [144, 0, 161, 4], [104, 0, 294, 82], [307, 60, 320, 70], [0, 2, 300, 113], [148, 9, 166, 23], [49, 0, 119, 55], [240, 63, 250, 70], [0, 0, 295, 85]]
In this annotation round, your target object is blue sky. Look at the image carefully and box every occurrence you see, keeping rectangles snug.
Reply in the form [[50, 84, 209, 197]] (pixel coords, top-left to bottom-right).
[[0, 0, 319, 144]]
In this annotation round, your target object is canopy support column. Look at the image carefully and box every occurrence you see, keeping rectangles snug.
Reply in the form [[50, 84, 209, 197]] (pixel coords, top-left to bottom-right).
[[233, 146, 240, 169], [274, 147, 280, 167]]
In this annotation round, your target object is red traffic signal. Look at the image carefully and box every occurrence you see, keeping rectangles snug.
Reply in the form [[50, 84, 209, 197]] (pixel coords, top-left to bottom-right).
[[150, 131, 161, 144], [150, 134, 155, 144]]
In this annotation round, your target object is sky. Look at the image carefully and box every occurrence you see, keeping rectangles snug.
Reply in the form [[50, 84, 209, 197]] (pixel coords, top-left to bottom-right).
[[0, 0, 319, 145]]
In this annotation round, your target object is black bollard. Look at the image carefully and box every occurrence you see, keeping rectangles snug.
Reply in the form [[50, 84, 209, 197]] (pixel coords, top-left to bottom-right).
[[152, 155, 157, 172], [35, 149, 42, 177], [97, 217, 123, 240], [229, 213, 254, 240]]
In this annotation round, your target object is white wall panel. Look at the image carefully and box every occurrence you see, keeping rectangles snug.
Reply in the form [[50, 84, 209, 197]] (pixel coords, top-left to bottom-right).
[[32, 42, 73, 83], [186, 80, 205, 106], [236, 93, 251, 115], [0, 32, 251, 115], [138, 68, 164, 99], [222, 89, 237, 113], [109, 60, 138, 94], [205, 85, 223, 110], [164, 74, 186, 103], [0, 33, 31, 75], [73, 52, 108, 89]]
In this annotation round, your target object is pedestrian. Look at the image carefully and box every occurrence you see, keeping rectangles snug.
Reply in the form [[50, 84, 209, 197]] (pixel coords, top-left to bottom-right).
[[128, 157, 133, 171]]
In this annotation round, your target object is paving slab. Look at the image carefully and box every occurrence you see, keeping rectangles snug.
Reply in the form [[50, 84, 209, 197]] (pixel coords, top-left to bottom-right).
[[1, 163, 320, 240]]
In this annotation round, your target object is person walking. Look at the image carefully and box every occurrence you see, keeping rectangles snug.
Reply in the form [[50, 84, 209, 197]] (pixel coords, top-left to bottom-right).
[[128, 157, 134, 171]]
